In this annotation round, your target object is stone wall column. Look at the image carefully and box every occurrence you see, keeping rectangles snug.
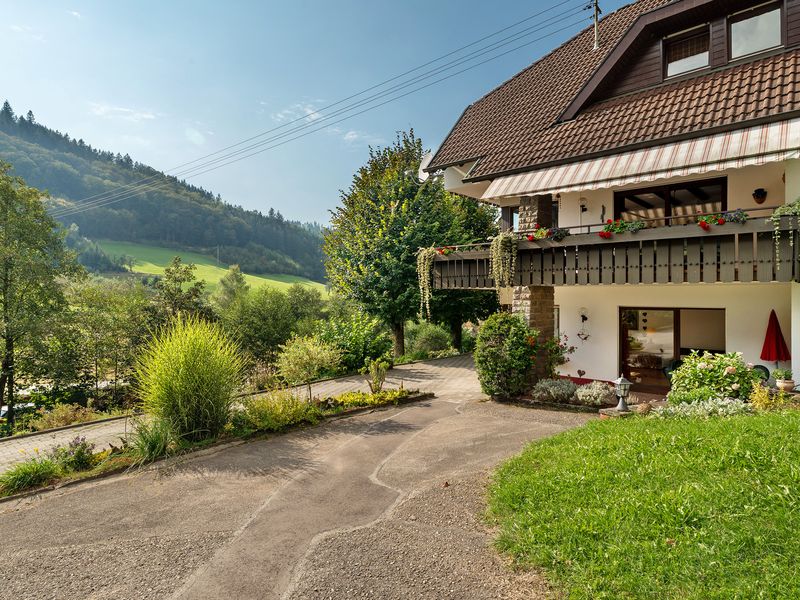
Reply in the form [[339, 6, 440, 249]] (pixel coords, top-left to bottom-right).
[[512, 285, 555, 380], [518, 194, 553, 232]]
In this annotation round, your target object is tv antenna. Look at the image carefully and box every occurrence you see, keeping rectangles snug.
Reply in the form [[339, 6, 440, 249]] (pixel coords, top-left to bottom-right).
[[592, 0, 602, 50]]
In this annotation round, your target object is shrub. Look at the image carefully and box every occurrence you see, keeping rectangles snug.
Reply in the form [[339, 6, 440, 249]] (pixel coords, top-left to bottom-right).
[[667, 351, 760, 402], [0, 457, 60, 496], [474, 313, 535, 399], [330, 389, 410, 408], [407, 321, 452, 355], [136, 316, 246, 442], [276, 336, 342, 399], [28, 403, 101, 432], [129, 417, 176, 464], [666, 386, 719, 405], [530, 379, 578, 404], [575, 381, 615, 406], [750, 385, 793, 411], [363, 357, 390, 393], [652, 398, 752, 419], [315, 311, 392, 372], [48, 436, 96, 472], [540, 335, 576, 379], [773, 367, 793, 381], [238, 390, 322, 432]]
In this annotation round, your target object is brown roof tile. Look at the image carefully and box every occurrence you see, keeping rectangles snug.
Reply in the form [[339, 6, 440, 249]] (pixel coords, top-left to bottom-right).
[[429, 0, 800, 181]]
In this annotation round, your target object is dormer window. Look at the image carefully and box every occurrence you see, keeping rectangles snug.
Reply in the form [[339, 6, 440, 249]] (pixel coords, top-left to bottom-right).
[[729, 3, 782, 60], [664, 26, 709, 77]]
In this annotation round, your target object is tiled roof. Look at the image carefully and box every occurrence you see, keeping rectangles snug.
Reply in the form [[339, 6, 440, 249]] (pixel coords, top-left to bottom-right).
[[427, 0, 800, 181]]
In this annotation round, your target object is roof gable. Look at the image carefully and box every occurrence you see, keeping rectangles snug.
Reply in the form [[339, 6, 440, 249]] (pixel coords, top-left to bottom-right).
[[428, 0, 800, 181]]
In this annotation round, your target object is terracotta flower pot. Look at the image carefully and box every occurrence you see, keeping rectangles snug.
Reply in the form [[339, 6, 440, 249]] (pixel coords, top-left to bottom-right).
[[776, 379, 796, 393]]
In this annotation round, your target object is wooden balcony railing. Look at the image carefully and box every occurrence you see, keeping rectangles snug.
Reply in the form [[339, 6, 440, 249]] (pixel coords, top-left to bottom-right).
[[432, 218, 799, 289]]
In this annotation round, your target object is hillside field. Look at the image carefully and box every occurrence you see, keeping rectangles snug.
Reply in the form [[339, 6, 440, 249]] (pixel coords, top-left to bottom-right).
[[97, 240, 327, 293]]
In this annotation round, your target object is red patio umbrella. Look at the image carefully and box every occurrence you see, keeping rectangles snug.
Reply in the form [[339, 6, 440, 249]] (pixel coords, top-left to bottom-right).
[[760, 310, 790, 363]]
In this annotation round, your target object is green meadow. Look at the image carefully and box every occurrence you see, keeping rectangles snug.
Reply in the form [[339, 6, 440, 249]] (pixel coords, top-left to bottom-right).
[[97, 240, 327, 293]]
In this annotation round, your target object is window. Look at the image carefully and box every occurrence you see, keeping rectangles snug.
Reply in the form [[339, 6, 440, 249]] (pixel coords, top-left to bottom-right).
[[730, 3, 782, 59], [614, 178, 726, 227], [664, 27, 709, 77]]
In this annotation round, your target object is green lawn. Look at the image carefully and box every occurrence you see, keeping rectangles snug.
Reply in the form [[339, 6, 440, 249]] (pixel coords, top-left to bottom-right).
[[489, 412, 800, 599], [96, 240, 327, 293]]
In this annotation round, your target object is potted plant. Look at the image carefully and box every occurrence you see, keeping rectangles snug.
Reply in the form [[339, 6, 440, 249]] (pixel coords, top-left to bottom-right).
[[773, 368, 795, 393]]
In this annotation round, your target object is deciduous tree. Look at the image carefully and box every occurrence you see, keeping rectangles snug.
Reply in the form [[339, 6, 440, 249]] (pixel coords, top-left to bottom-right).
[[0, 163, 82, 425]]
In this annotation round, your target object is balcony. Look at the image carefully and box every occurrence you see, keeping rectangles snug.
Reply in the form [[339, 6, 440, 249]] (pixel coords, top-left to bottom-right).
[[432, 213, 799, 289]]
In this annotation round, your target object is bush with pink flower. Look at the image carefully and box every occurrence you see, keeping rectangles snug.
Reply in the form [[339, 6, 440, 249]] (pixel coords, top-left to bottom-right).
[[667, 351, 761, 404]]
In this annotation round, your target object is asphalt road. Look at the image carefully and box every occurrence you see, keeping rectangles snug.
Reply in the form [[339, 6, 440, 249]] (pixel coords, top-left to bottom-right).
[[0, 357, 591, 599]]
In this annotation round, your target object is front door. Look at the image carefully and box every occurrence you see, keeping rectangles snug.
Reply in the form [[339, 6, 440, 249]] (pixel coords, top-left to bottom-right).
[[620, 309, 678, 393]]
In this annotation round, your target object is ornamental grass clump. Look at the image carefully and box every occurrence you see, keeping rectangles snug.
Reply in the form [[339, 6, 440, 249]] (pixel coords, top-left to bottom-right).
[[0, 456, 60, 496], [129, 417, 176, 465], [667, 351, 760, 404], [135, 316, 246, 442]]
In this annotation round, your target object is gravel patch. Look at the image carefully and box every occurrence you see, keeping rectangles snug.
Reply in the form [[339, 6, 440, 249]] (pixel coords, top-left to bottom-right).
[[287, 473, 552, 600], [0, 532, 231, 600]]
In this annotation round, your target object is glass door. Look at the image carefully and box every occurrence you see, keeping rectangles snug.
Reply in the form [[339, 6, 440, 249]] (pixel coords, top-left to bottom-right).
[[620, 309, 678, 392]]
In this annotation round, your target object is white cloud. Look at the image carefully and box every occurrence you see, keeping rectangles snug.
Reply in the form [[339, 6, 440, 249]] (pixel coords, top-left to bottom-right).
[[341, 129, 384, 146], [185, 127, 206, 146], [89, 102, 159, 123], [270, 101, 324, 124], [9, 25, 45, 42], [68, 10, 82, 18]]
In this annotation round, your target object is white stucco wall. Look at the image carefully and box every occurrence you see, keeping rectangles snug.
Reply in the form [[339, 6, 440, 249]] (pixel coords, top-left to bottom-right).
[[554, 283, 791, 381]]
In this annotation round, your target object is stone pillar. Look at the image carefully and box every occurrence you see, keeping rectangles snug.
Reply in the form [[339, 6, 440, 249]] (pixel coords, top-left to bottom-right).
[[512, 285, 555, 380], [518, 194, 553, 232]]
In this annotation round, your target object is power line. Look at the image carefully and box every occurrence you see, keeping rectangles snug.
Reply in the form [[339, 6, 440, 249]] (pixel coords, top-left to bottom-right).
[[52, 3, 589, 217], [53, 7, 591, 218], [53, 0, 585, 215], [54, 15, 589, 218]]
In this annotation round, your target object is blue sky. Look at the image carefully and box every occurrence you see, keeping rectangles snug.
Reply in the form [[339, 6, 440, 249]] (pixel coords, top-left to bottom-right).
[[2, 0, 629, 224]]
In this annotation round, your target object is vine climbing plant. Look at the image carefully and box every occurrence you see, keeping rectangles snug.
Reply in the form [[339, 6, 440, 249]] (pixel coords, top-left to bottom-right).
[[416, 246, 437, 319], [770, 198, 800, 269], [489, 232, 517, 291]]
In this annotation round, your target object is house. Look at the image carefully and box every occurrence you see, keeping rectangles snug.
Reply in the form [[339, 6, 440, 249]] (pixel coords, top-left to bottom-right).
[[425, 0, 800, 392]]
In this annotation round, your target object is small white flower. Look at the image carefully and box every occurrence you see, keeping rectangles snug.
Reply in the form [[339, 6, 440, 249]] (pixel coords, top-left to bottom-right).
[[731, 383, 740, 390]]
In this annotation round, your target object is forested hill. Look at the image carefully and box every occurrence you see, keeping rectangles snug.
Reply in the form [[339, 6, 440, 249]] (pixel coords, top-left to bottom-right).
[[0, 101, 325, 280]]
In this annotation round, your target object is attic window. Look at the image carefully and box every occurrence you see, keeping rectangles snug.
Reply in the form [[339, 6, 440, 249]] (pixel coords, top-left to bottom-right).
[[730, 3, 782, 59], [664, 27, 709, 77]]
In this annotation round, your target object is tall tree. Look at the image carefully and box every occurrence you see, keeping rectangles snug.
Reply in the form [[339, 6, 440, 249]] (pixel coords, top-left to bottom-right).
[[0, 163, 82, 425], [429, 193, 499, 349], [212, 264, 250, 312], [324, 131, 453, 356], [154, 256, 208, 319]]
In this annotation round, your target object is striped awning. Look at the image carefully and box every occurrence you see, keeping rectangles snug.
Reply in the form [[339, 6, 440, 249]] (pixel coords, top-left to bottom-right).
[[482, 118, 800, 201]]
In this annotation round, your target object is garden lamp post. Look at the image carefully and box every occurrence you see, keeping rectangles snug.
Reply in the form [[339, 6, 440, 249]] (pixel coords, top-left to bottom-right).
[[612, 375, 632, 412]]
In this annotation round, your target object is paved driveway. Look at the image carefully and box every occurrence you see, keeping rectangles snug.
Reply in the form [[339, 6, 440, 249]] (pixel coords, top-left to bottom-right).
[[0, 356, 591, 599]]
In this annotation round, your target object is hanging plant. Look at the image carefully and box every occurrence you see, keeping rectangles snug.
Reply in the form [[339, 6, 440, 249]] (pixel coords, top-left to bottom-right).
[[770, 199, 800, 269], [416, 246, 437, 319], [489, 232, 517, 291]]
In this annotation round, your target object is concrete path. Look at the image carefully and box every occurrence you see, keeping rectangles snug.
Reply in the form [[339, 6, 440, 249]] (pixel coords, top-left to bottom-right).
[[0, 356, 476, 474], [0, 356, 592, 599]]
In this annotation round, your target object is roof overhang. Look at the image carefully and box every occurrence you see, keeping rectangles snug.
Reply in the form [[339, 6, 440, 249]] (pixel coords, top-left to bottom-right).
[[481, 118, 800, 201]]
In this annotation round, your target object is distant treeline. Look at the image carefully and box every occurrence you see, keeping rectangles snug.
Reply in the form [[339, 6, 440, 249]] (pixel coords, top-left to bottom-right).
[[0, 101, 325, 280]]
